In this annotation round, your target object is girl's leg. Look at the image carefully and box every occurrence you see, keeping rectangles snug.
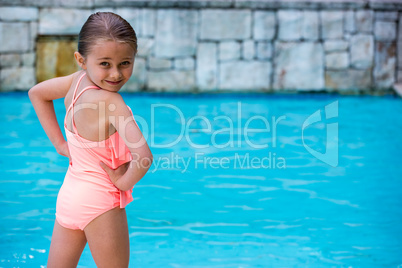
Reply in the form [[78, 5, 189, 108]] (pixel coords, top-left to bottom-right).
[[84, 207, 130, 268], [47, 220, 87, 268]]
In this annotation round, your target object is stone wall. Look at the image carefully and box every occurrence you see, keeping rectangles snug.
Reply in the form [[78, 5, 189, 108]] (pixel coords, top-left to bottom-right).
[[0, 0, 402, 93]]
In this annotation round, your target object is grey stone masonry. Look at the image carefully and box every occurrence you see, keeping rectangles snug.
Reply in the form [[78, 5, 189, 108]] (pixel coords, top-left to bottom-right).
[[1, 0, 402, 93], [196, 43, 217, 90], [344, 10, 355, 33], [148, 57, 172, 70], [374, 42, 396, 88], [326, 52, 349, 69], [326, 69, 371, 90], [355, 10, 373, 33], [350, 34, 374, 69], [155, 9, 198, 58], [116, 8, 156, 37], [137, 38, 154, 57], [39, 8, 91, 34], [302, 11, 319, 40], [21, 53, 35, 67], [0, 7, 38, 21], [253, 11, 276, 40], [0, 67, 35, 91], [174, 58, 195, 70], [242, 40, 255, 60], [324, 40, 349, 52], [278, 10, 302, 41], [0, 23, 30, 53], [374, 21, 396, 41], [321, 11, 344, 39], [0, 54, 21, 68], [256, 42, 273, 60], [219, 61, 271, 90], [274, 42, 324, 90], [399, 13, 402, 73], [125, 57, 146, 92], [219, 41, 241, 61], [200, 9, 251, 40], [148, 70, 195, 91], [375, 12, 398, 21]]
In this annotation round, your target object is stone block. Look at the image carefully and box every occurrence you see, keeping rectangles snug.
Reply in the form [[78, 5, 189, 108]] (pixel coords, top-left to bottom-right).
[[0, 7, 38, 21], [94, 7, 116, 12], [219, 41, 241, 61], [375, 11, 398, 21], [321, 11, 344, 39], [21, 53, 35, 66], [374, 21, 396, 41], [39, 8, 91, 35], [0, 67, 36, 91], [124, 57, 146, 92], [200, 9, 251, 40], [137, 38, 154, 57], [398, 70, 402, 83], [399, 13, 402, 41], [369, 1, 402, 10], [242, 40, 255, 60], [278, 10, 302, 41], [29, 22, 38, 51], [325, 52, 349, 69], [115, 8, 156, 37], [219, 61, 271, 90], [325, 69, 371, 90], [274, 42, 324, 90], [350, 34, 374, 69], [55, 0, 92, 8], [196, 42, 217, 90], [253, 11, 275, 40], [148, 70, 195, 91], [324, 40, 349, 52], [356, 10, 373, 33], [374, 42, 396, 88], [0, 54, 21, 67], [148, 57, 172, 70], [155, 9, 198, 57], [174, 58, 195, 70], [256, 42, 272, 60], [0, 22, 30, 53], [398, 41, 402, 68], [344, 10, 355, 33], [302, 11, 319, 40]]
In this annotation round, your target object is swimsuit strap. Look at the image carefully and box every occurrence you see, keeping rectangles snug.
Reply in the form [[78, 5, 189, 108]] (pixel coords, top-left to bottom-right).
[[65, 72, 100, 134]]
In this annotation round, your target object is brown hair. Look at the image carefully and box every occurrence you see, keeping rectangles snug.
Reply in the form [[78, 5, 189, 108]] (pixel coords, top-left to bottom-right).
[[78, 12, 137, 57]]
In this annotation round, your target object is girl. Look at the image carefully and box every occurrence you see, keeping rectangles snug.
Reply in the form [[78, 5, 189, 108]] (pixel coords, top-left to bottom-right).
[[29, 12, 152, 267]]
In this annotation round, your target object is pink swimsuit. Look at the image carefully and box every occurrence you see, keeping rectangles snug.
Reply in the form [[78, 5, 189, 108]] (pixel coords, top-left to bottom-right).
[[56, 73, 133, 230]]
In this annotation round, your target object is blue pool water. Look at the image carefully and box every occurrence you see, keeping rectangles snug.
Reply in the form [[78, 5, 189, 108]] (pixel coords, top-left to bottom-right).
[[0, 92, 401, 267]]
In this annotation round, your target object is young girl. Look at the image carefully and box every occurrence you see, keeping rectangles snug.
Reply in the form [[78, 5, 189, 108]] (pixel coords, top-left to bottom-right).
[[29, 12, 152, 267]]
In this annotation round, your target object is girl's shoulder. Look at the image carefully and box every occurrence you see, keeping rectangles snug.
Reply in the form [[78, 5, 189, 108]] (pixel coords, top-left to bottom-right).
[[71, 71, 123, 104], [79, 83, 129, 115]]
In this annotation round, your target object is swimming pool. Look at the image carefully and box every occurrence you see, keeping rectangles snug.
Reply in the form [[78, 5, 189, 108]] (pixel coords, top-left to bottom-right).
[[0, 92, 401, 267]]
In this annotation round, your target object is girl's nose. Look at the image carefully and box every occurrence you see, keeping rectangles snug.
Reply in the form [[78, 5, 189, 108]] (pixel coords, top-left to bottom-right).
[[110, 69, 121, 80]]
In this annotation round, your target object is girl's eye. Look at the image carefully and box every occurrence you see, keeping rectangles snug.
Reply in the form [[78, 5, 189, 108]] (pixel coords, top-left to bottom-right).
[[100, 62, 110, 67], [121, 61, 131, 66]]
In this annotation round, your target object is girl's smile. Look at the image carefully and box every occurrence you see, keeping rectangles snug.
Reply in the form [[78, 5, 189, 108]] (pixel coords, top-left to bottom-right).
[[105, 80, 123, 86]]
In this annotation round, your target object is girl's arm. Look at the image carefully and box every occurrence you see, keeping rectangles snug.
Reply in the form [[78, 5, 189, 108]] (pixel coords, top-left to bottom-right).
[[28, 73, 75, 157], [101, 93, 153, 191]]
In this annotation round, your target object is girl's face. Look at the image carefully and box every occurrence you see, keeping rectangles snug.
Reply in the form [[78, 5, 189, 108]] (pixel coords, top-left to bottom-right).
[[77, 40, 135, 92]]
